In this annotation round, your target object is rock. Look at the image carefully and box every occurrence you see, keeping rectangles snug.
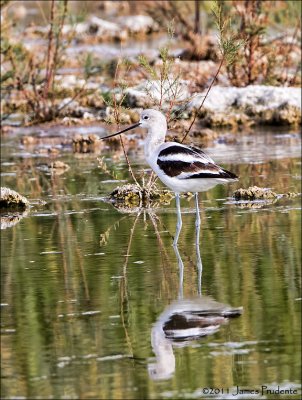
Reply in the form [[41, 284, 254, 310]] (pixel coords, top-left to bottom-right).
[[73, 134, 102, 153], [36, 147, 60, 157], [62, 117, 82, 126], [89, 16, 119, 33], [9, 3, 27, 20], [124, 79, 191, 109], [61, 22, 89, 36], [48, 161, 70, 175], [202, 111, 252, 127], [110, 183, 173, 208], [21, 135, 37, 145], [110, 183, 143, 206], [0, 187, 29, 209], [25, 25, 49, 35], [83, 111, 95, 120], [191, 128, 218, 144], [233, 186, 278, 201], [0, 126, 14, 135], [58, 98, 92, 118], [117, 15, 159, 35], [55, 75, 86, 90], [73, 134, 100, 144], [21, 135, 71, 147], [49, 161, 70, 171], [88, 16, 127, 41], [282, 192, 301, 198], [188, 86, 301, 126], [81, 93, 105, 109], [58, 97, 79, 110]]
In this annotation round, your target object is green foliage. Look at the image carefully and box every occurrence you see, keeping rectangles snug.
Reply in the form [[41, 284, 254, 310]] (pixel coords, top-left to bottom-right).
[[0, 0, 88, 123], [97, 156, 120, 181], [212, 0, 301, 86], [138, 55, 158, 80], [212, 1, 245, 65], [84, 53, 94, 79], [138, 37, 186, 122]]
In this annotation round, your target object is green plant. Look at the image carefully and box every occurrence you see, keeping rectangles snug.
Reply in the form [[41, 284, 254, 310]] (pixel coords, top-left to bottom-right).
[[138, 46, 186, 123], [181, 0, 244, 142], [219, 0, 301, 86], [0, 0, 88, 124], [145, 0, 217, 61]]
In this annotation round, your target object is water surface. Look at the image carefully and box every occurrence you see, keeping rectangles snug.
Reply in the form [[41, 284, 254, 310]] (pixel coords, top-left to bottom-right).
[[1, 126, 301, 399]]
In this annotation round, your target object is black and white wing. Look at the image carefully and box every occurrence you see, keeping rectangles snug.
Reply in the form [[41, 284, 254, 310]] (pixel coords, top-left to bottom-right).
[[157, 144, 238, 180]]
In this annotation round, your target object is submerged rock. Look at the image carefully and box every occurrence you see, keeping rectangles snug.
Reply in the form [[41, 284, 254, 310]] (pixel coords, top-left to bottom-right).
[[233, 186, 278, 201], [110, 184, 173, 208], [49, 161, 69, 169], [48, 161, 70, 175], [0, 187, 29, 209], [232, 186, 300, 208], [73, 134, 102, 153]]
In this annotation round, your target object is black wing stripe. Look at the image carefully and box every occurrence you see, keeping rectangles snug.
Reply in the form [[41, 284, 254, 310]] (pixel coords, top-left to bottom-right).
[[157, 160, 194, 177], [184, 168, 238, 180], [221, 168, 238, 179], [158, 145, 214, 163], [158, 145, 194, 157], [157, 158, 238, 180]]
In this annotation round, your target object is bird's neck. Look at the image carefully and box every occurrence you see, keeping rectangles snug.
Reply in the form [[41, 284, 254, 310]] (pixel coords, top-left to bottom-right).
[[144, 128, 165, 160]]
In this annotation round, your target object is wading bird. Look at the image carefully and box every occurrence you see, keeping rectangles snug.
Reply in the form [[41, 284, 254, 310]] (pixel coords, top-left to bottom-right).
[[101, 109, 238, 246]]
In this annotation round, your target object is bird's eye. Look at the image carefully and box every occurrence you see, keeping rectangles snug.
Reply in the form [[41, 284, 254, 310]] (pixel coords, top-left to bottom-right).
[[143, 115, 149, 120]]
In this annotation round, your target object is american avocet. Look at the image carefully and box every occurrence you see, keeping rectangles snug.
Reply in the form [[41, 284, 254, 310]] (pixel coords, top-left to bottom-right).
[[102, 109, 238, 246]]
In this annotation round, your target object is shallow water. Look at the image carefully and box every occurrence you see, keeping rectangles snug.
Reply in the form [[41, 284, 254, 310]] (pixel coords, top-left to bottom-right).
[[1, 125, 301, 399]]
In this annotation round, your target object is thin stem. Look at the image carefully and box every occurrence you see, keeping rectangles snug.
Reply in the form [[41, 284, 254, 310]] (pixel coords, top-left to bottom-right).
[[111, 59, 140, 187], [119, 136, 141, 187], [181, 57, 224, 143], [44, 0, 55, 99], [51, 0, 68, 94]]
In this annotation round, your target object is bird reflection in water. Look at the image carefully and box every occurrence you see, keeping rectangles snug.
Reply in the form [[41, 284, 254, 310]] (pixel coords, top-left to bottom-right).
[[148, 241, 242, 381], [104, 191, 242, 381]]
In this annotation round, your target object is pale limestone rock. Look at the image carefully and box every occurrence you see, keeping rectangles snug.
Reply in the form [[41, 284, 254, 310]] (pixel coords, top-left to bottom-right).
[[118, 15, 159, 34]]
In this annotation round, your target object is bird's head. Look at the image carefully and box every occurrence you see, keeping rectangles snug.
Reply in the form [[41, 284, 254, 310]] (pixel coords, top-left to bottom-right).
[[139, 109, 167, 131], [101, 109, 167, 140]]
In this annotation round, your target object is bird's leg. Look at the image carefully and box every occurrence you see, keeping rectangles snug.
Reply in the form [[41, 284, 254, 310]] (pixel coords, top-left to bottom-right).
[[196, 234, 203, 296], [195, 192, 202, 295], [195, 192, 201, 232], [173, 193, 182, 247], [172, 244, 184, 299]]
